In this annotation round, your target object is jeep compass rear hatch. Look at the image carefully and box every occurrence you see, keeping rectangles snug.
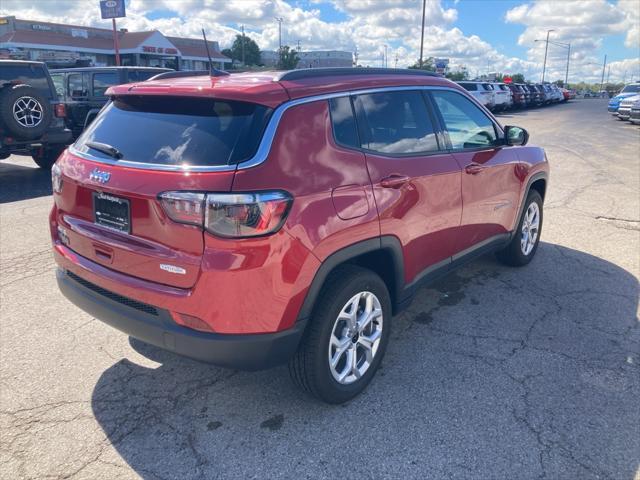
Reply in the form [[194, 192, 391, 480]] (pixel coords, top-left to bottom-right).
[[54, 95, 271, 288]]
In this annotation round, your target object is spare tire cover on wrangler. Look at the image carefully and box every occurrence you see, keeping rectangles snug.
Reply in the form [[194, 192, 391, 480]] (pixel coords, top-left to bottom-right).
[[0, 84, 52, 140]]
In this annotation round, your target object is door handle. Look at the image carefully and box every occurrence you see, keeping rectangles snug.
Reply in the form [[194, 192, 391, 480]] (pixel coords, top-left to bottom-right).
[[465, 163, 486, 175], [380, 175, 410, 189]]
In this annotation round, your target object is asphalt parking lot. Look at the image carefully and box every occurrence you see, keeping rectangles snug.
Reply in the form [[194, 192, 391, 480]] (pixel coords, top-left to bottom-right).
[[1, 98, 638, 480]]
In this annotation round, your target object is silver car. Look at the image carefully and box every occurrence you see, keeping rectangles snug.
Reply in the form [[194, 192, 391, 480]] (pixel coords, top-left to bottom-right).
[[617, 94, 640, 121], [457, 81, 495, 110]]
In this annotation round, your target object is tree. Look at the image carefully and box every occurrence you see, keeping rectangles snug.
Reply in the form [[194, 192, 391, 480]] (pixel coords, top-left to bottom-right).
[[277, 46, 299, 70], [510, 73, 526, 83], [446, 70, 468, 81], [224, 34, 261, 66], [408, 57, 434, 71]]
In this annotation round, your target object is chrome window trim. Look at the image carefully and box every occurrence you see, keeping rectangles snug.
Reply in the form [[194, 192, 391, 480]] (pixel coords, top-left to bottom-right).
[[69, 85, 500, 173]]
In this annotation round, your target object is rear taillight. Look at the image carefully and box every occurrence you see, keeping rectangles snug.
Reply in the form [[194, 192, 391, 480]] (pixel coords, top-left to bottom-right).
[[158, 192, 205, 226], [159, 191, 292, 238], [54, 103, 66, 118], [205, 191, 292, 238]]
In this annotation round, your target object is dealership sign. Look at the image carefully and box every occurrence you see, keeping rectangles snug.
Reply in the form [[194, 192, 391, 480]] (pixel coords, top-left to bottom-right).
[[100, 0, 126, 19], [434, 58, 449, 75]]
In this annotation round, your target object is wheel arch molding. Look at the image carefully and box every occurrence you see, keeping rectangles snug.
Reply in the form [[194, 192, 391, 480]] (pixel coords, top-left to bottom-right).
[[297, 236, 405, 321]]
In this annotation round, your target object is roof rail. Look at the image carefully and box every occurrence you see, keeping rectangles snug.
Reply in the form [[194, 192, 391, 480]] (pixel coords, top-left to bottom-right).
[[147, 70, 209, 81], [147, 69, 229, 81], [277, 67, 439, 82]]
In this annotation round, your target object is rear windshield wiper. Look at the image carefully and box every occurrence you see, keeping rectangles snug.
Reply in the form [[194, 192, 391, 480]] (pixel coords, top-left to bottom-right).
[[85, 141, 123, 160]]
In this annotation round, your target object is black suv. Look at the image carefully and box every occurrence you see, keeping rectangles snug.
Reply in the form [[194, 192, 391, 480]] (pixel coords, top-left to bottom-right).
[[0, 60, 72, 168], [49, 67, 171, 138]]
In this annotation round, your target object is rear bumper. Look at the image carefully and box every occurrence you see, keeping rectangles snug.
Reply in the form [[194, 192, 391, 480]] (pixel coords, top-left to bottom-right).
[[56, 268, 306, 370], [0, 128, 72, 153]]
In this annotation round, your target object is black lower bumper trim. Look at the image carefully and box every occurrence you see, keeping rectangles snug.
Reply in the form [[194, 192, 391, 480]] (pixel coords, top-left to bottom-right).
[[57, 269, 306, 370]]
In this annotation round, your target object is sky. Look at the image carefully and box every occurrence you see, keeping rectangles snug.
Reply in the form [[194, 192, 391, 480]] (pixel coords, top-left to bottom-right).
[[1, 0, 639, 83]]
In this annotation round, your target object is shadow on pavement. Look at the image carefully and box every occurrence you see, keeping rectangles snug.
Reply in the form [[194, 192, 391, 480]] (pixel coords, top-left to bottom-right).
[[91, 242, 639, 479], [0, 158, 52, 203]]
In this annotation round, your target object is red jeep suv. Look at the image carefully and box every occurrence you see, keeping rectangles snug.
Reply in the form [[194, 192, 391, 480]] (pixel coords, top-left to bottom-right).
[[51, 68, 549, 403]]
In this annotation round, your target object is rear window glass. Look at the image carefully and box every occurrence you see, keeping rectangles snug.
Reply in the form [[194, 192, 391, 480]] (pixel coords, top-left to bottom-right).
[[459, 83, 477, 91], [74, 96, 272, 167], [329, 96, 359, 149], [0, 64, 52, 98]]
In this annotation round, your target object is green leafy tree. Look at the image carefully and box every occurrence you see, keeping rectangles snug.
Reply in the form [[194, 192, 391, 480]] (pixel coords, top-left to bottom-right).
[[277, 46, 299, 70], [408, 57, 434, 71], [446, 70, 468, 81], [224, 34, 261, 66], [510, 73, 526, 83]]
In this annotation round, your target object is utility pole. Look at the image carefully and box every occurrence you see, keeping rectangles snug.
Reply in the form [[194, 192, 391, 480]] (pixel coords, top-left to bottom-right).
[[394, 53, 398, 69], [241, 25, 245, 65], [600, 54, 607, 94], [606, 65, 611, 85], [297, 40, 301, 52], [541, 29, 554, 82], [112, 18, 121, 66], [384, 44, 388, 68], [275, 17, 283, 65], [354, 47, 358, 67], [419, 0, 426, 68]]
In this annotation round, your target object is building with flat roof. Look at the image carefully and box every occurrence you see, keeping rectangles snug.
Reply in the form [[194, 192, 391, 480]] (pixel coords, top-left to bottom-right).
[[0, 16, 230, 70], [260, 50, 353, 69]]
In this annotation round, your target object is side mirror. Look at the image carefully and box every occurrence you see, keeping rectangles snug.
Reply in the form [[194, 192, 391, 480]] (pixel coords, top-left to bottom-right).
[[504, 125, 529, 146]]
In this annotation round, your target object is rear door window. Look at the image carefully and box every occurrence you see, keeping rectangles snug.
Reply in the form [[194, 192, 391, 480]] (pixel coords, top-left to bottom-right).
[[431, 90, 498, 150], [92, 72, 118, 97], [74, 95, 272, 167], [68, 73, 89, 98], [353, 90, 439, 155], [459, 83, 478, 91], [50, 73, 65, 98]]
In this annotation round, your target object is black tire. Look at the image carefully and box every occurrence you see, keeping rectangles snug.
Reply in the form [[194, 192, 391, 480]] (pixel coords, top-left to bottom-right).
[[496, 190, 543, 267], [31, 146, 64, 169], [289, 265, 392, 404], [0, 84, 52, 140]]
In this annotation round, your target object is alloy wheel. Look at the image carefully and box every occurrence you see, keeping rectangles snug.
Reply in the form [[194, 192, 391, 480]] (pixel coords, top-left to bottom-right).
[[13, 96, 44, 128], [328, 291, 383, 385], [521, 202, 540, 256]]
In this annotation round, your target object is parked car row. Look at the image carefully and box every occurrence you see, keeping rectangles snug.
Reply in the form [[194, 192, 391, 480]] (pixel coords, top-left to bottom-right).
[[457, 81, 571, 112], [607, 83, 640, 125]]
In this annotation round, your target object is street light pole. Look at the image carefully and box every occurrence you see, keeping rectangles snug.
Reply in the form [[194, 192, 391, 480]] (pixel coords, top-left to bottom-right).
[[541, 29, 554, 82], [565, 43, 570, 85], [275, 17, 283, 65], [600, 54, 607, 94], [419, 0, 426, 68]]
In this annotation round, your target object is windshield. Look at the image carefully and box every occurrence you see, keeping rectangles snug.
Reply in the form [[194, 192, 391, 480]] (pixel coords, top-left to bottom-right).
[[621, 84, 640, 93], [74, 96, 272, 167]]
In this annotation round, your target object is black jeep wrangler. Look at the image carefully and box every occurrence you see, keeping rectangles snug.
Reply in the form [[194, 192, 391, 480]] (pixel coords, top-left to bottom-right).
[[49, 66, 171, 139], [0, 60, 72, 169]]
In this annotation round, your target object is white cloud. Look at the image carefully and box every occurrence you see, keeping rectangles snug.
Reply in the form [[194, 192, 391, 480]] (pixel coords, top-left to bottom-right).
[[506, 0, 639, 82], [0, 0, 637, 83]]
